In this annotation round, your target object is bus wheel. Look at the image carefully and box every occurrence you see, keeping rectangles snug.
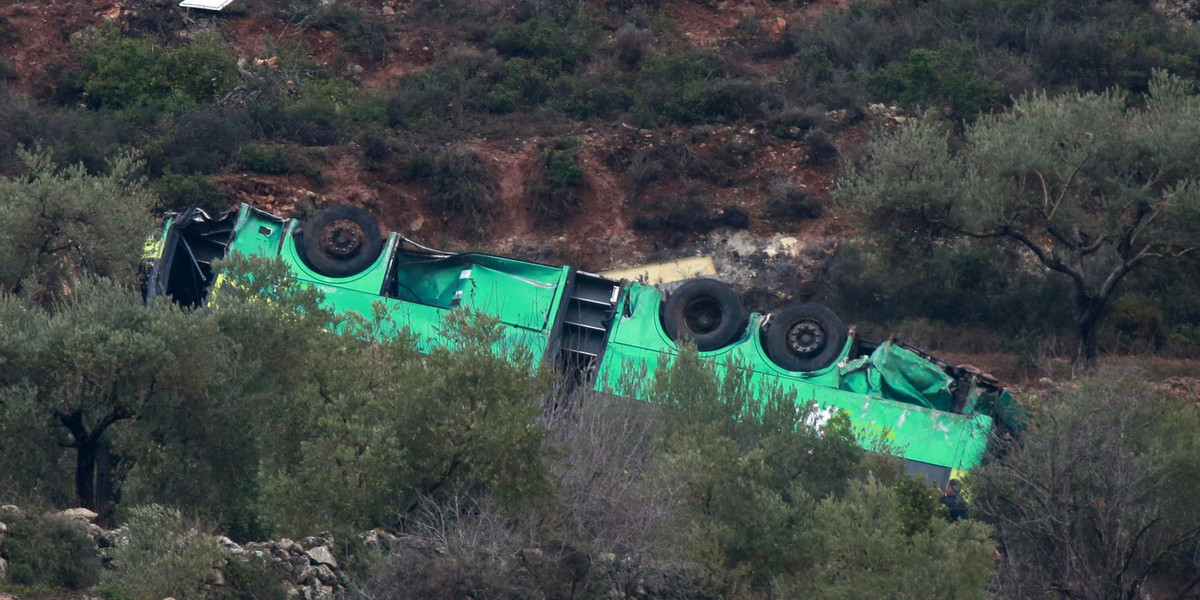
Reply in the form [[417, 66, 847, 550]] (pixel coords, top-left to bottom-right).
[[662, 278, 746, 351], [300, 205, 383, 277], [763, 303, 847, 372]]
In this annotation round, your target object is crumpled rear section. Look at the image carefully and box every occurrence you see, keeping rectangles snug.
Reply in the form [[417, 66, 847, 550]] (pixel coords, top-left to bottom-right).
[[839, 341, 955, 412]]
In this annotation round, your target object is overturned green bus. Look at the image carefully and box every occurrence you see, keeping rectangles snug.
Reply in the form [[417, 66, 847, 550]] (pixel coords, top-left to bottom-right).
[[145, 203, 1020, 484]]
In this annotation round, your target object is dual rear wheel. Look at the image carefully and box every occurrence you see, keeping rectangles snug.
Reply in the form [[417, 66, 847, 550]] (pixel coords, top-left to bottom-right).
[[660, 279, 847, 372]]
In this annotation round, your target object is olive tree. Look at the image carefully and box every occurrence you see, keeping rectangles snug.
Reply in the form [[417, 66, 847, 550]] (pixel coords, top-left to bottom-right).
[[0, 279, 232, 522], [838, 72, 1200, 363], [0, 147, 154, 301]]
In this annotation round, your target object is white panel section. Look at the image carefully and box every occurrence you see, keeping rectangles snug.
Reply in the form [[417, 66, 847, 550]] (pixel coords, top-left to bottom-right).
[[179, 0, 236, 10]]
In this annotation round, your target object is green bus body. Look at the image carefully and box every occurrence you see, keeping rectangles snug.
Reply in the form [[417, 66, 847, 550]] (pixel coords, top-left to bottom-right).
[[147, 204, 1019, 483]]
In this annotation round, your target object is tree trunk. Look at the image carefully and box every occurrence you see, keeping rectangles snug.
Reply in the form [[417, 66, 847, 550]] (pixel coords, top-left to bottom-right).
[[74, 434, 98, 511], [94, 435, 121, 527], [1076, 294, 1106, 366]]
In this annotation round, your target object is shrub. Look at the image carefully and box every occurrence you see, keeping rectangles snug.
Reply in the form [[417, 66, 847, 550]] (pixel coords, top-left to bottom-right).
[[804, 130, 839, 167], [385, 50, 501, 129], [631, 52, 773, 125], [868, 44, 1006, 118], [143, 106, 249, 176], [771, 104, 829, 139], [412, 146, 498, 234], [99, 505, 225, 600], [76, 25, 238, 111], [549, 71, 636, 120], [309, 2, 389, 62], [977, 374, 1200, 600], [631, 194, 710, 234], [154, 173, 228, 214], [357, 129, 397, 171], [0, 511, 101, 590], [239, 144, 289, 174], [492, 17, 589, 74], [766, 179, 823, 222], [614, 24, 653, 69], [209, 555, 289, 600], [528, 138, 585, 224]]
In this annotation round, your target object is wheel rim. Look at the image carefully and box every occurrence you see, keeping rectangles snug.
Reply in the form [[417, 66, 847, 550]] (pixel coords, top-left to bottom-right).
[[785, 319, 826, 357], [318, 219, 364, 258], [683, 298, 723, 334]]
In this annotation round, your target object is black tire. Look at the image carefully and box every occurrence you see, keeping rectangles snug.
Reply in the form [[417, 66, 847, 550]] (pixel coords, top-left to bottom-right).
[[299, 205, 383, 277], [763, 303, 848, 372], [661, 278, 746, 351]]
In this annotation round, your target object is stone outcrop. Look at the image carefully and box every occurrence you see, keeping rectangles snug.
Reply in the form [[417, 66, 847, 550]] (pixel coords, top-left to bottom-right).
[[0, 505, 357, 600]]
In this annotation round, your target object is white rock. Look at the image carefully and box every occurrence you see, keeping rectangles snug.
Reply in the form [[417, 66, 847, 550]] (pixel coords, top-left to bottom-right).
[[59, 507, 98, 522], [304, 545, 338, 568]]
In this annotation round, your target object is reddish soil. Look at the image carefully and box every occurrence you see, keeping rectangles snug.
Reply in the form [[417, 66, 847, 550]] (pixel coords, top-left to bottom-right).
[[0, 0, 113, 96]]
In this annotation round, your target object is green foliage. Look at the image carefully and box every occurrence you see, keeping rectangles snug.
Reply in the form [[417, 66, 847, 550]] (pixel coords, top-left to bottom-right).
[[837, 73, 1200, 361], [153, 172, 228, 213], [385, 50, 502, 129], [0, 511, 101, 590], [98, 505, 224, 600], [786, 0, 1200, 110], [142, 107, 249, 177], [0, 147, 154, 300], [800, 478, 995, 600], [492, 18, 589, 74], [209, 555, 289, 600], [76, 26, 238, 111], [239, 144, 289, 174], [631, 52, 770, 126], [642, 347, 862, 592], [262, 310, 552, 536], [868, 44, 1006, 118], [831, 241, 1074, 348], [409, 146, 498, 235], [309, 2, 389, 62], [528, 138, 585, 224], [976, 373, 1200, 599], [632, 194, 747, 241]]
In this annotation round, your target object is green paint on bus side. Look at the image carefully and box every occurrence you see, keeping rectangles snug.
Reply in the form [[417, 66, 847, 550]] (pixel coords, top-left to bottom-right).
[[160, 204, 1003, 474]]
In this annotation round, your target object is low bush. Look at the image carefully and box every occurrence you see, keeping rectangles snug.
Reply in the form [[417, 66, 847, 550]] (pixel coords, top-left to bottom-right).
[[771, 104, 829, 139], [630, 52, 773, 126], [0, 510, 101, 590], [143, 106, 249, 177], [76, 25, 238, 111], [154, 173, 228, 214], [98, 504, 225, 600], [310, 2, 389, 63], [239, 144, 289, 175], [410, 146, 498, 234], [804, 130, 839, 167], [613, 24, 653, 69], [492, 17, 591, 74], [527, 138, 585, 224], [385, 50, 501, 130], [765, 179, 823, 222], [867, 44, 1006, 118]]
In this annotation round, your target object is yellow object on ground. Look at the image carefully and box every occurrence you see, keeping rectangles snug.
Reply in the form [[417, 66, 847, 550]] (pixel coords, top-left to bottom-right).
[[599, 256, 717, 285]]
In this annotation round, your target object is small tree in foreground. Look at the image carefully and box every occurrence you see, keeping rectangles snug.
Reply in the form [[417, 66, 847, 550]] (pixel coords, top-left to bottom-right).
[[838, 72, 1200, 363]]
